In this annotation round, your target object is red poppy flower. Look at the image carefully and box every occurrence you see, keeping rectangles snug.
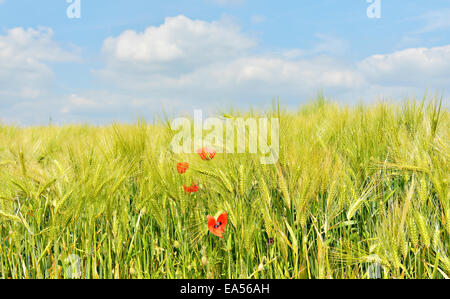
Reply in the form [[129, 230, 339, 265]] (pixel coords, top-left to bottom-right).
[[207, 212, 227, 238], [197, 148, 216, 161], [184, 184, 199, 195], [177, 162, 189, 174]]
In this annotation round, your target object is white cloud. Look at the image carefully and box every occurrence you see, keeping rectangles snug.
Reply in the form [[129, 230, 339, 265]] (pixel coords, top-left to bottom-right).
[[95, 15, 362, 108], [312, 34, 349, 56], [56, 91, 182, 125], [251, 15, 266, 24], [60, 94, 98, 114], [416, 9, 450, 34], [209, 0, 244, 6], [91, 15, 450, 118], [397, 9, 450, 48], [2, 16, 450, 125], [358, 45, 450, 86], [0, 27, 79, 100], [102, 15, 255, 74]]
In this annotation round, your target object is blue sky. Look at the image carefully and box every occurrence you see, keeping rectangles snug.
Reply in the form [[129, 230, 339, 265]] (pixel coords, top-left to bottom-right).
[[1, 0, 449, 124]]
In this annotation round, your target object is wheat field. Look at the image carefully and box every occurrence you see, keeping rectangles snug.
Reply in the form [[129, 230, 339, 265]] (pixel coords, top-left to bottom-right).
[[0, 97, 448, 279]]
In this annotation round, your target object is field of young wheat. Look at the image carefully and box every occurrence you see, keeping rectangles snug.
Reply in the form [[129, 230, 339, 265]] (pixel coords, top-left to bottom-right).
[[0, 97, 448, 279]]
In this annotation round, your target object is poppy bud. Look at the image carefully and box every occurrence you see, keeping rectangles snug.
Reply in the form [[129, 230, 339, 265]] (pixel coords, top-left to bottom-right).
[[258, 263, 264, 272], [174, 241, 180, 249], [201, 256, 208, 266]]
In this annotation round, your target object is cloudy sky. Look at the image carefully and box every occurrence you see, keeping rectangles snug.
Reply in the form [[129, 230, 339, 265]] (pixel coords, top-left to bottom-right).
[[0, 0, 449, 124]]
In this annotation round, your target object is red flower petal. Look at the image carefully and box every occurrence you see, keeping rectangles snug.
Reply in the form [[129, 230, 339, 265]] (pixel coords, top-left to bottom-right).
[[184, 184, 199, 195], [177, 162, 189, 174], [197, 148, 216, 161], [207, 212, 227, 238]]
